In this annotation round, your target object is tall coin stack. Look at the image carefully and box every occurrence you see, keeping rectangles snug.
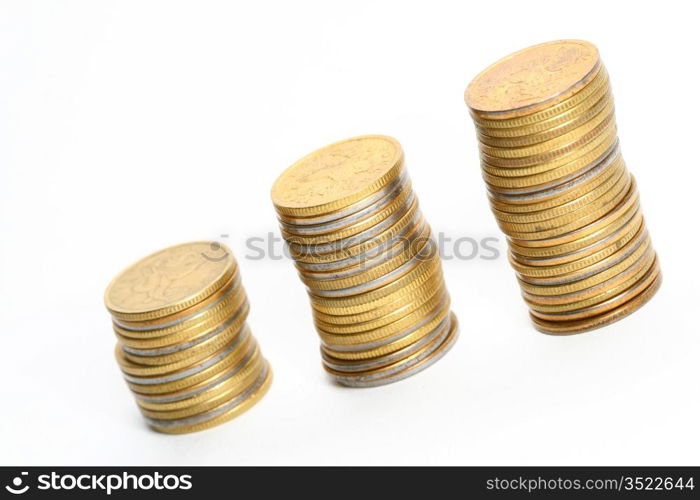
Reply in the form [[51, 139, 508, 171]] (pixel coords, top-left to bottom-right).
[[465, 40, 661, 334], [104, 242, 271, 433], [271, 135, 458, 386]]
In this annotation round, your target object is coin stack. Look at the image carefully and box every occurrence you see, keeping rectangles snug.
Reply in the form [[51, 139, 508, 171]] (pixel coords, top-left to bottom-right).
[[104, 242, 271, 433], [271, 135, 458, 387], [465, 40, 661, 334]]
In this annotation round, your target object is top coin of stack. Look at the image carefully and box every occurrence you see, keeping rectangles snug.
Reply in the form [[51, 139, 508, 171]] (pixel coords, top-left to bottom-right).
[[271, 135, 458, 387], [104, 241, 271, 433], [465, 40, 661, 334]]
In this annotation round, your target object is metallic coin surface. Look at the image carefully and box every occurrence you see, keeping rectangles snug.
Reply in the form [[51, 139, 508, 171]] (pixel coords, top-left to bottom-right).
[[104, 242, 271, 433], [271, 135, 404, 215], [272, 136, 457, 384], [105, 242, 236, 321], [465, 40, 660, 334], [466, 40, 599, 117]]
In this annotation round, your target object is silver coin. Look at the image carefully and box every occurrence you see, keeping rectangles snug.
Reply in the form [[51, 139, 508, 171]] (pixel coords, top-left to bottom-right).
[[332, 316, 458, 388], [144, 362, 269, 430], [298, 220, 429, 282], [287, 194, 418, 256], [279, 176, 410, 236], [531, 258, 658, 319], [133, 346, 257, 404], [486, 140, 619, 197], [319, 294, 449, 352], [523, 245, 654, 304], [511, 206, 641, 267], [321, 315, 450, 373], [121, 300, 249, 357], [489, 142, 621, 204], [276, 171, 408, 227], [293, 214, 425, 273], [122, 327, 252, 386], [310, 235, 436, 298], [518, 228, 649, 287]]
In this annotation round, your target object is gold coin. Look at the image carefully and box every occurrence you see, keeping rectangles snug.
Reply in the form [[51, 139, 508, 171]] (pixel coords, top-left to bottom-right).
[[116, 322, 251, 377], [121, 314, 247, 367], [465, 41, 660, 335], [466, 40, 600, 118], [147, 362, 272, 434], [299, 227, 433, 291], [518, 225, 649, 285], [315, 284, 446, 335], [273, 135, 457, 382], [324, 314, 450, 378], [473, 68, 610, 134], [511, 219, 644, 280], [113, 282, 247, 345], [529, 259, 660, 322], [134, 344, 260, 411], [482, 134, 617, 187], [288, 199, 421, 263], [271, 135, 404, 217], [105, 242, 236, 322], [503, 174, 631, 240], [321, 313, 451, 373], [114, 294, 248, 350], [281, 184, 414, 245], [488, 150, 623, 212], [309, 257, 442, 315], [295, 213, 426, 276], [275, 172, 410, 227], [138, 354, 263, 419], [327, 314, 458, 387], [524, 253, 657, 310], [479, 100, 614, 159], [531, 272, 661, 335], [492, 161, 626, 224], [312, 272, 444, 324], [321, 304, 452, 361], [518, 241, 654, 296], [320, 296, 450, 350], [279, 177, 412, 237], [511, 209, 644, 268], [509, 185, 639, 249], [477, 90, 612, 147], [481, 118, 616, 172], [125, 333, 255, 395]]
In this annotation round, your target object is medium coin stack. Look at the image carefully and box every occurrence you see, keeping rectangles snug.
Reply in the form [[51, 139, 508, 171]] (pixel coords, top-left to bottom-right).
[[104, 241, 271, 433], [271, 135, 458, 387], [465, 40, 661, 334]]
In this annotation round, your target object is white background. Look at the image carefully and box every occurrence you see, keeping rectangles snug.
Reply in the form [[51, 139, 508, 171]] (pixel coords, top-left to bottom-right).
[[1, 0, 698, 466]]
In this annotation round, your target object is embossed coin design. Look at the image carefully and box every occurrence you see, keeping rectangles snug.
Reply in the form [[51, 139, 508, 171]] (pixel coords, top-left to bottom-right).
[[464, 40, 661, 334], [272, 135, 458, 386], [104, 242, 271, 433]]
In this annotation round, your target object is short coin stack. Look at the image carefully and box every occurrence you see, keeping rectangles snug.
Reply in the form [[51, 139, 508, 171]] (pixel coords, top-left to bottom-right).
[[465, 40, 661, 334], [271, 135, 458, 386], [104, 241, 271, 433]]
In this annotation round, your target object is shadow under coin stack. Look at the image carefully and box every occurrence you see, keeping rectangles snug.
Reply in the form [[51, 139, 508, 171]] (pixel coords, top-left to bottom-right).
[[104, 242, 271, 433], [465, 40, 661, 334], [271, 135, 458, 386]]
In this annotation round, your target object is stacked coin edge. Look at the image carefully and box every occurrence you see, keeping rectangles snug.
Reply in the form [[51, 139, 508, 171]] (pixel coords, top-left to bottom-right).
[[104, 242, 271, 434], [272, 135, 459, 386], [465, 40, 661, 334]]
